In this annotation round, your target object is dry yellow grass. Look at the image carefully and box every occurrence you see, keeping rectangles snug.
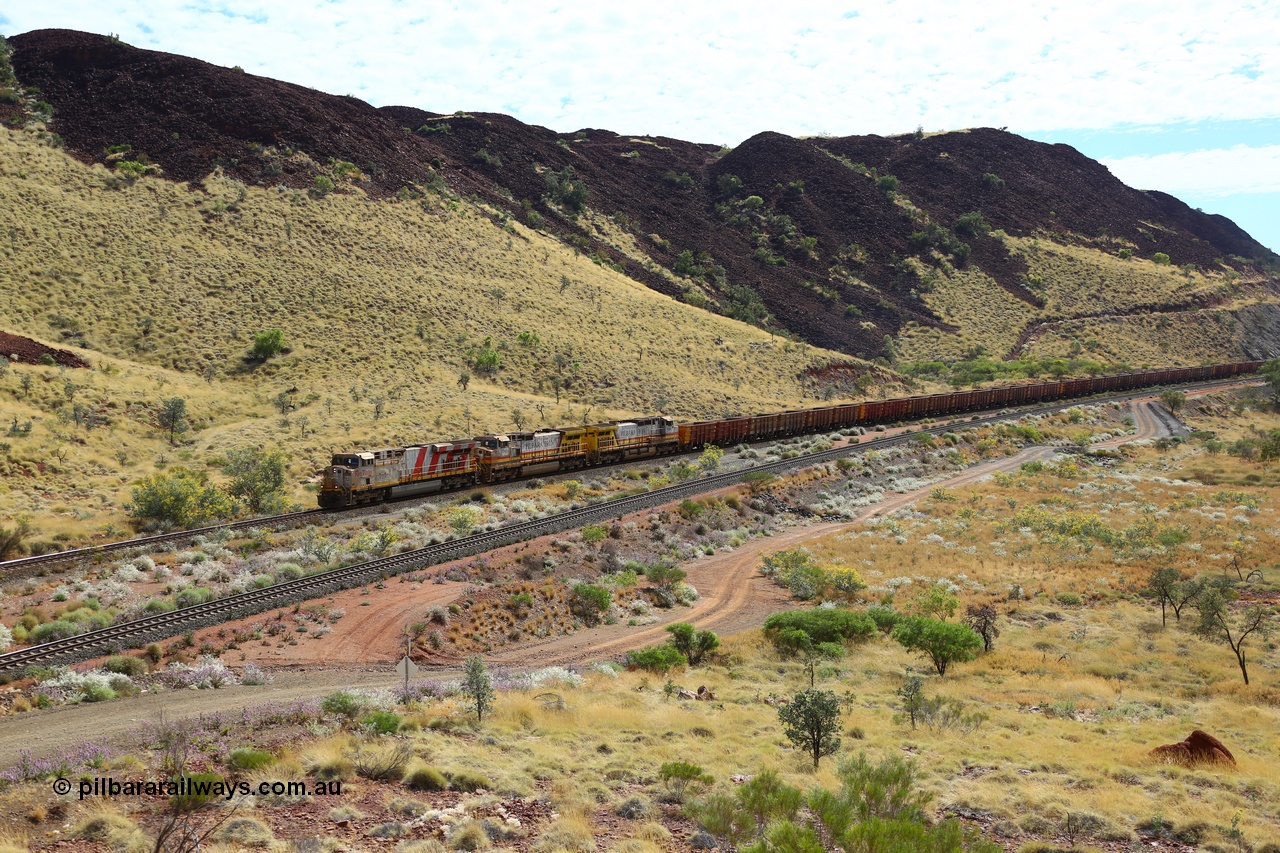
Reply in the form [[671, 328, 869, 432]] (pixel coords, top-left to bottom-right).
[[897, 234, 1280, 363], [0, 125, 875, 541]]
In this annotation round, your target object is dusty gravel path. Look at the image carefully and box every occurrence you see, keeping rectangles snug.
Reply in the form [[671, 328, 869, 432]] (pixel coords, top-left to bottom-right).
[[0, 402, 1175, 765]]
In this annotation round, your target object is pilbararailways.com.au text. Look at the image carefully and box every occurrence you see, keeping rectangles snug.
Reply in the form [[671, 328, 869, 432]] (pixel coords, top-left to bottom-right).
[[63, 777, 344, 800]]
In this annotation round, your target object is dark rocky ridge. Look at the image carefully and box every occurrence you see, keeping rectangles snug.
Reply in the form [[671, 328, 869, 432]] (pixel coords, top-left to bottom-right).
[[10, 28, 1278, 360]]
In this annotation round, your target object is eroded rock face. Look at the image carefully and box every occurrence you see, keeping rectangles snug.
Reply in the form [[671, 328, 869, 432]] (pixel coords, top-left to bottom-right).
[[1151, 730, 1236, 767]]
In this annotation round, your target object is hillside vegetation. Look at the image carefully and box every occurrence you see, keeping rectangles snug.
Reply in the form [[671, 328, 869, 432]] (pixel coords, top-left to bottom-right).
[[8, 28, 1280, 364], [0, 126, 860, 544]]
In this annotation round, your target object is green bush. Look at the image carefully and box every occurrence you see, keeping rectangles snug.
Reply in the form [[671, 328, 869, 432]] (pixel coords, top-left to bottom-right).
[[103, 655, 148, 676], [866, 605, 900, 633], [625, 644, 687, 673], [320, 690, 367, 720], [228, 747, 276, 772], [659, 760, 713, 803], [876, 174, 900, 193], [665, 623, 720, 666], [763, 609, 876, 647], [30, 620, 82, 643], [129, 468, 235, 530], [1153, 251, 1171, 265], [570, 583, 611, 626], [251, 328, 286, 360], [361, 710, 403, 735], [890, 617, 982, 676]]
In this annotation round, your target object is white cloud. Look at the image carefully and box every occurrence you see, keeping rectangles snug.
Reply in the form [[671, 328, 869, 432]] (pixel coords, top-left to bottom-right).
[[7, 0, 1278, 145], [1102, 145, 1280, 196]]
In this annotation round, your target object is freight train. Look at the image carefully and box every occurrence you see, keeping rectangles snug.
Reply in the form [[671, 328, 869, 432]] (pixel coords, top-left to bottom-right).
[[318, 361, 1261, 508]]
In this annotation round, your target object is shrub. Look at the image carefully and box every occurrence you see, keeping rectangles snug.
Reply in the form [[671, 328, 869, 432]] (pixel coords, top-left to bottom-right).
[[30, 620, 82, 643], [361, 710, 403, 735], [228, 747, 275, 772], [866, 605, 900, 633], [353, 742, 412, 782], [659, 760, 713, 803], [955, 211, 990, 237], [321, 690, 367, 720], [665, 623, 719, 665], [102, 655, 147, 677], [251, 328, 285, 360], [778, 689, 843, 768], [625, 644, 687, 673], [1153, 252, 1171, 265], [763, 609, 875, 647], [462, 656, 495, 722], [129, 469, 234, 530], [447, 819, 491, 851], [546, 166, 588, 213], [570, 583, 611, 626], [890, 617, 982, 676], [403, 763, 448, 791]]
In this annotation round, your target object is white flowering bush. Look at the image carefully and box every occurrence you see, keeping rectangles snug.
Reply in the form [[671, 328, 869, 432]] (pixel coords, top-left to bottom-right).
[[0, 623, 12, 652], [159, 656, 239, 689]]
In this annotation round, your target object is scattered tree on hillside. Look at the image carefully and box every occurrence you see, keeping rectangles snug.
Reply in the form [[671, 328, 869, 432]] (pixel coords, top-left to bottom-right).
[[778, 689, 843, 769], [157, 397, 189, 445], [963, 604, 1000, 652], [891, 617, 982, 677], [1193, 583, 1274, 685], [251, 328, 286, 360]]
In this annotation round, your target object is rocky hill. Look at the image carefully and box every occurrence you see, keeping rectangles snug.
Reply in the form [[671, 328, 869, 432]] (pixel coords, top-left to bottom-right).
[[8, 28, 1280, 363]]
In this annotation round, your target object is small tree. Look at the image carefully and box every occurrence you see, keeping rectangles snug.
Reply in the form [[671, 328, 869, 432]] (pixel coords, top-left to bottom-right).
[[157, 397, 189, 445], [129, 469, 234, 530], [1260, 357, 1280, 407], [659, 761, 713, 803], [698, 445, 724, 472], [891, 617, 982, 677], [223, 448, 289, 514], [904, 583, 959, 620], [570, 583, 611, 626], [251, 328, 285, 360], [1160, 390, 1186, 414], [1193, 585, 1274, 685], [462, 655, 494, 722], [963, 604, 999, 651], [646, 563, 687, 607], [778, 689, 843, 769], [1145, 566, 1181, 626], [457, 371, 471, 391], [665, 622, 720, 666], [0, 516, 33, 560]]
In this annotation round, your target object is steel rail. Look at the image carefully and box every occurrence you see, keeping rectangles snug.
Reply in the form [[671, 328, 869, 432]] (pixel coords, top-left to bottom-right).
[[0, 375, 1251, 671]]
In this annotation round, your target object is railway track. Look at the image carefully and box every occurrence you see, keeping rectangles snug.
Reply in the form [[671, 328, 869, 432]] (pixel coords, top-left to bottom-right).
[[0, 377, 1246, 672], [0, 509, 329, 581]]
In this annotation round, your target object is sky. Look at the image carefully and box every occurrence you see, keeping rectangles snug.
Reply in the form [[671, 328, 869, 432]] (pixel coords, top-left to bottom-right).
[[5, 1, 1279, 251]]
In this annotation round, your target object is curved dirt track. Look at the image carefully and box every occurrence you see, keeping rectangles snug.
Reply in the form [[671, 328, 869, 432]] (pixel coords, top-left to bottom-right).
[[0, 402, 1176, 764]]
